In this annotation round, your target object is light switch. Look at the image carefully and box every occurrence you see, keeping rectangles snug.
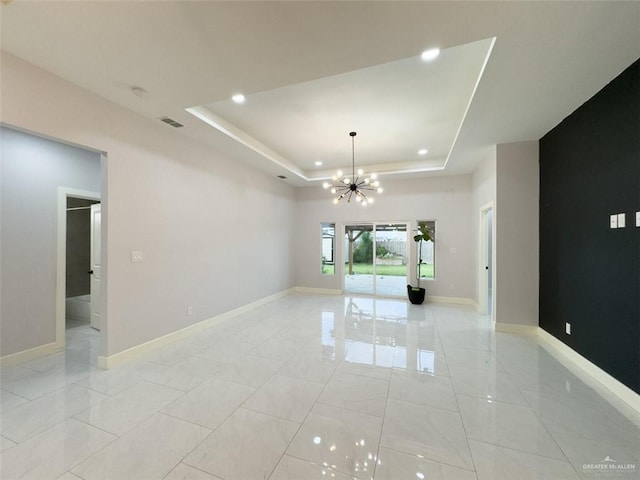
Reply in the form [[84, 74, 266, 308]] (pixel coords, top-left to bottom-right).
[[610, 214, 618, 229], [636, 211, 640, 227], [617, 213, 626, 228], [131, 251, 144, 263]]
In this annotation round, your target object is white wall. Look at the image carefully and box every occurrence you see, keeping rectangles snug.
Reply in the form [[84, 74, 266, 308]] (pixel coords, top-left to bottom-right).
[[1, 52, 296, 359], [1, 127, 102, 356], [295, 174, 475, 301], [495, 141, 539, 327]]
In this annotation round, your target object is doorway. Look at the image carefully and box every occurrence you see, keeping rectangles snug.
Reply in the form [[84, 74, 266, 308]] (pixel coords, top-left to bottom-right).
[[57, 187, 101, 363], [65, 197, 100, 329], [343, 223, 409, 297]]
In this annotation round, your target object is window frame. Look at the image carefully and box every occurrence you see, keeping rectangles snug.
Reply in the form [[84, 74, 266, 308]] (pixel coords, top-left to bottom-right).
[[321, 222, 336, 276]]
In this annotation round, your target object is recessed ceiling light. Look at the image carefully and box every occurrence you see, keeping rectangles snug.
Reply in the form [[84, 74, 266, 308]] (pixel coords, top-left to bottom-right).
[[418, 148, 428, 156], [315, 161, 323, 166], [231, 93, 246, 104], [421, 48, 440, 61]]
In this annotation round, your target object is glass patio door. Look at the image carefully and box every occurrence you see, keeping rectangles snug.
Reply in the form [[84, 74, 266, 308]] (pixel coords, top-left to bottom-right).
[[343, 223, 408, 297], [375, 224, 408, 296], [344, 224, 375, 295]]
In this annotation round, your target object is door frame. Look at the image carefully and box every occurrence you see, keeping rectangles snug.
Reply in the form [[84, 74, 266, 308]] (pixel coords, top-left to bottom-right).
[[478, 202, 495, 317], [341, 221, 410, 297], [56, 187, 101, 351]]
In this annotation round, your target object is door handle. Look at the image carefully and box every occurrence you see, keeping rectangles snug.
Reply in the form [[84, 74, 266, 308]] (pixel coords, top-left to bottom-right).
[[88, 270, 94, 274]]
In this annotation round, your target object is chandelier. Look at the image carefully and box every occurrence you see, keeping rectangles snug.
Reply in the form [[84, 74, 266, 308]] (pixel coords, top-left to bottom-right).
[[323, 131, 383, 206]]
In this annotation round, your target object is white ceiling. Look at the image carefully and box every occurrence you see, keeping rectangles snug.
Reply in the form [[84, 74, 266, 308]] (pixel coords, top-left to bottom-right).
[[1, 2, 639, 187], [194, 37, 494, 182]]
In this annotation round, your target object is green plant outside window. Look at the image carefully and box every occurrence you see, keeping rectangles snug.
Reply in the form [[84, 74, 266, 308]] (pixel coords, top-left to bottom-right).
[[417, 220, 435, 280]]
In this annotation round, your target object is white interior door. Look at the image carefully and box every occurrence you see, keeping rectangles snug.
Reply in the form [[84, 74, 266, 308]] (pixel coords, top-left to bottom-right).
[[90, 204, 101, 330], [478, 204, 493, 317]]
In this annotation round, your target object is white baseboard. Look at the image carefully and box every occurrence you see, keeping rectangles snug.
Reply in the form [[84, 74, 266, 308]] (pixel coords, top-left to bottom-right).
[[294, 289, 473, 306], [495, 322, 538, 336], [537, 328, 640, 415], [97, 288, 295, 369], [426, 295, 474, 305], [0, 341, 64, 368], [65, 296, 91, 323], [294, 287, 342, 295], [96, 321, 217, 369], [95, 289, 468, 368]]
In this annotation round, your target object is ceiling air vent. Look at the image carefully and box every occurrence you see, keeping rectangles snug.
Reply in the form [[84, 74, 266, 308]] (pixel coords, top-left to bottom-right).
[[277, 175, 287, 179], [160, 117, 184, 128]]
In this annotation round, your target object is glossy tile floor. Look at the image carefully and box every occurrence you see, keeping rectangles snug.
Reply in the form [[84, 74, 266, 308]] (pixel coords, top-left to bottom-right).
[[344, 274, 406, 297], [1, 294, 639, 479]]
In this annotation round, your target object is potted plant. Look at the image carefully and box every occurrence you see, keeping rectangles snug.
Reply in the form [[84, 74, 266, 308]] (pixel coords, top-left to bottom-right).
[[407, 223, 433, 304]]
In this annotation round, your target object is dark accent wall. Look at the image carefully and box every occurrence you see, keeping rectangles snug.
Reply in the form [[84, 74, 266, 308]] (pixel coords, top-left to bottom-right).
[[539, 60, 640, 394]]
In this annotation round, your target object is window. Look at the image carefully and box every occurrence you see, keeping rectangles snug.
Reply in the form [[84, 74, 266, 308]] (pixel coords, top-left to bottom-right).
[[417, 220, 435, 279], [321, 222, 335, 275]]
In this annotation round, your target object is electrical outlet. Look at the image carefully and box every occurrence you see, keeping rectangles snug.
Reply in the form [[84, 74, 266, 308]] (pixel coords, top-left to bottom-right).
[[565, 322, 571, 335], [187, 306, 193, 316]]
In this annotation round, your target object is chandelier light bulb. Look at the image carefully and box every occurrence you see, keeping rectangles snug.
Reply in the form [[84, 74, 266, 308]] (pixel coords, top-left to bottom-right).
[[358, 168, 364, 176], [330, 188, 336, 194], [343, 178, 350, 185], [371, 173, 378, 180], [362, 200, 368, 206], [368, 197, 375, 204], [336, 170, 343, 177], [356, 196, 362, 202], [377, 187, 384, 194], [323, 182, 330, 189]]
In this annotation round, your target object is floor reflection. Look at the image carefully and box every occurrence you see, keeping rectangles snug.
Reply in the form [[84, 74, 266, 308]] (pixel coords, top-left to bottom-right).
[[321, 296, 439, 376], [3, 293, 637, 480]]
